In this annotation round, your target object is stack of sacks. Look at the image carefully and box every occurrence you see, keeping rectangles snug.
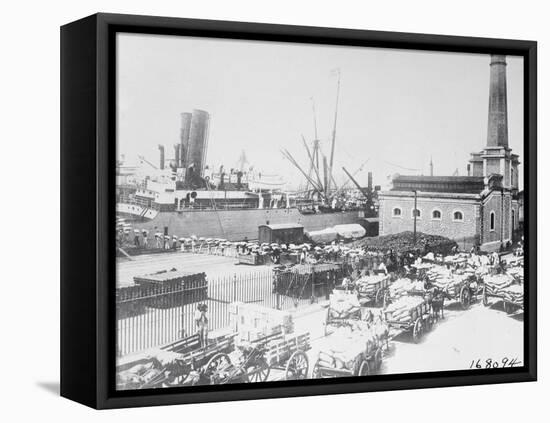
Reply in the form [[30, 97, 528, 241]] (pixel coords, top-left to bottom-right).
[[116, 350, 181, 389], [412, 261, 434, 270], [317, 323, 378, 370], [501, 284, 523, 306], [384, 296, 425, 323], [329, 291, 361, 320], [443, 254, 468, 265], [483, 274, 515, 296], [474, 265, 490, 278], [355, 274, 389, 298], [426, 265, 452, 280], [423, 252, 435, 262], [504, 255, 524, 267], [389, 278, 423, 298], [455, 264, 477, 276], [507, 267, 524, 283], [430, 274, 469, 297]]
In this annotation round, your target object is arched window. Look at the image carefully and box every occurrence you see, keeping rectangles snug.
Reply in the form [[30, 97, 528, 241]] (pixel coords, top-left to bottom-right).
[[411, 208, 421, 219], [392, 207, 402, 217], [453, 211, 464, 221], [432, 209, 442, 220], [490, 211, 496, 231]]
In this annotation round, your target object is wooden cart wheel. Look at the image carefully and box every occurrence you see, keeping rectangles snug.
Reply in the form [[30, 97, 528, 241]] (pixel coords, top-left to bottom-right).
[[357, 360, 370, 376], [246, 359, 270, 383], [482, 286, 488, 306], [285, 351, 309, 380], [204, 352, 231, 383], [460, 286, 471, 310], [412, 317, 423, 343]]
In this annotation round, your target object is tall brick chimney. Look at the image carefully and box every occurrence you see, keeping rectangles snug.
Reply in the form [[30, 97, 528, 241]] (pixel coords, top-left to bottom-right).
[[487, 55, 508, 148]]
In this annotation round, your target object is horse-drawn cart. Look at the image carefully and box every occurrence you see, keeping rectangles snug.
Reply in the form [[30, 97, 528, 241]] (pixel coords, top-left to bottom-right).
[[424, 268, 481, 310], [116, 331, 237, 389], [328, 289, 362, 325], [355, 274, 391, 307], [207, 332, 311, 384], [384, 297, 433, 343], [482, 274, 523, 314], [312, 321, 382, 378]]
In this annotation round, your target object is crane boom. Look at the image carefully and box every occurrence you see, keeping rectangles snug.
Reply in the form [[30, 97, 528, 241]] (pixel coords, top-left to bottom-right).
[[138, 155, 159, 170], [342, 166, 370, 199]]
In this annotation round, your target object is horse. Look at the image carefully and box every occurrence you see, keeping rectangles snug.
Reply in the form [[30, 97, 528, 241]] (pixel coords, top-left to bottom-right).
[[373, 312, 390, 350], [431, 290, 446, 320]]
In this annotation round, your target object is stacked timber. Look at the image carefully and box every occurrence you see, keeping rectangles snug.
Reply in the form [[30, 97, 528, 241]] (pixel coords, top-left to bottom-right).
[[384, 296, 425, 323]]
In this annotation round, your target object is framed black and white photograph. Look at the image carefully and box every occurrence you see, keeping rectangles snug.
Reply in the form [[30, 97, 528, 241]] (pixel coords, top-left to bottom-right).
[[60, 13, 537, 409]]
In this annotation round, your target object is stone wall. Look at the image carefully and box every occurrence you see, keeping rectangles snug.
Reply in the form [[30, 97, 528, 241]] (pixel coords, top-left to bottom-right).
[[379, 193, 480, 246], [481, 191, 513, 245]]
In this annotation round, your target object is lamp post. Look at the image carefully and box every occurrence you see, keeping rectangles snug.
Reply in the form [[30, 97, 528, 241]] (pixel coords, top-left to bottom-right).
[[413, 190, 418, 245]]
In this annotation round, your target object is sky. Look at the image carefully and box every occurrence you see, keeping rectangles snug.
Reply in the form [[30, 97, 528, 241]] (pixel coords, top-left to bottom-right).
[[116, 33, 524, 190]]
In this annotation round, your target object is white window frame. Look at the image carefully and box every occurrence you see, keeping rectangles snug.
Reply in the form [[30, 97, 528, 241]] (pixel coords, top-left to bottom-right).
[[452, 209, 464, 222], [431, 208, 442, 221], [489, 210, 496, 231], [411, 207, 422, 219], [392, 207, 403, 218]]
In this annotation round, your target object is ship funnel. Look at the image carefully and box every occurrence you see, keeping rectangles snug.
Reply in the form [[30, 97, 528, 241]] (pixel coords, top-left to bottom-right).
[[174, 144, 181, 168], [180, 112, 192, 168], [158, 145, 165, 170], [186, 109, 210, 178]]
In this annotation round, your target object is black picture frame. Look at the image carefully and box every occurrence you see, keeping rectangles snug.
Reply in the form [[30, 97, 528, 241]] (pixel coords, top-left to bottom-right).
[[60, 12, 537, 409]]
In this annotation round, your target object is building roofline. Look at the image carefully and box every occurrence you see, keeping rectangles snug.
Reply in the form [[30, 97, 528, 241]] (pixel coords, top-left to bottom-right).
[[379, 190, 481, 200]]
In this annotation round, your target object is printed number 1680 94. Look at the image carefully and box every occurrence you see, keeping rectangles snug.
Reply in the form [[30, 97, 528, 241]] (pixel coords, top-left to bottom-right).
[[470, 357, 522, 369]]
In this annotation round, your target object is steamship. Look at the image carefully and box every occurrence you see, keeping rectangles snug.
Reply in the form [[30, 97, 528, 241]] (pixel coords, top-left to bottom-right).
[[116, 109, 364, 241]]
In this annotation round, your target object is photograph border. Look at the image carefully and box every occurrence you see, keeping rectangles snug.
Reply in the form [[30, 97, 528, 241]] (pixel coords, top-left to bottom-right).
[[60, 12, 537, 409]]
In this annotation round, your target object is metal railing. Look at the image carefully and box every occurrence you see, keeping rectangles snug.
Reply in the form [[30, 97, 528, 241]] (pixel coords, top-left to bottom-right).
[[116, 269, 335, 357]]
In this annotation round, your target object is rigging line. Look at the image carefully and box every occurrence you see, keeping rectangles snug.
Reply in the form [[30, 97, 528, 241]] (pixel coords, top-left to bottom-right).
[[205, 182, 226, 238], [383, 160, 421, 172]]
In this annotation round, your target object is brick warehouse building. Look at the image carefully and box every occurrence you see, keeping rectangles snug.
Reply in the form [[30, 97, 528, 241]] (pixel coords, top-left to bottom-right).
[[378, 55, 520, 251]]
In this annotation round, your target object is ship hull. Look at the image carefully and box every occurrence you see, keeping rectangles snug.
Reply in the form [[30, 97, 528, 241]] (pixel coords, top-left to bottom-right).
[[119, 207, 363, 241]]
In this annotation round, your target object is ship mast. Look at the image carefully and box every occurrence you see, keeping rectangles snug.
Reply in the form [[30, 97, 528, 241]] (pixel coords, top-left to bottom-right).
[[305, 98, 321, 198], [327, 68, 341, 196]]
